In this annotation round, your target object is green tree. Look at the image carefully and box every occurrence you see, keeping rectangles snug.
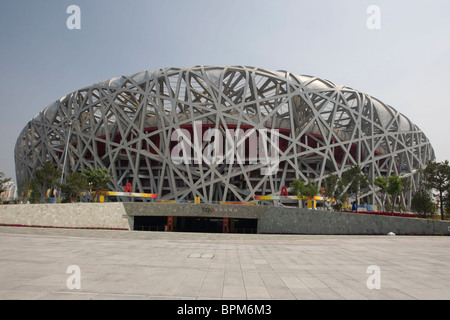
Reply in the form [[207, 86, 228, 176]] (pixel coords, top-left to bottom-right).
[[323, 174, 348, 211], [290, 179, 319, 198], [342, 165, 369, 211], [289, 179, 305, 197], [323, 174, 339, 200], [18, 179, 31, 202], [374, 175, 404, 213], [27, 179, 41, 204], [0, 172, 11, 193], [61, 172, 88, 202], [374, 175, 387, 211], [387, 175, 404, 212], [442, 191, 450, 218], [411, 188, 435, 218], [82, 166, 112, 201], [34, 162, 62, 202], [421, 160, 450, 220], [303, 182, 319, 198]]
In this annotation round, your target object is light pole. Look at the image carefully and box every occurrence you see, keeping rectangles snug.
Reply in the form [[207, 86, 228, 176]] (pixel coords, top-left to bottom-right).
[[59, 120, 73, 202]]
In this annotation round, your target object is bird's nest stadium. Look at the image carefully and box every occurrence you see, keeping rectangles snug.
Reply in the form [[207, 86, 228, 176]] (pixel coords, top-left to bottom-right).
[[14, 66, 435, 207]]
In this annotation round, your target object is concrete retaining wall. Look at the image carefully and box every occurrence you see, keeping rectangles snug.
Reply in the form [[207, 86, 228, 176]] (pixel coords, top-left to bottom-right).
[[0, 203, 449, 235], [258, 207, 450, 235], [0, 203, 132, 230], [122, 202, 265, 219]]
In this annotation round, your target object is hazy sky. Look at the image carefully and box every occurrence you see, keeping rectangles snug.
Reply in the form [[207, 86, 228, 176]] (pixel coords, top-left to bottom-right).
[[1, 0, 449, 183]]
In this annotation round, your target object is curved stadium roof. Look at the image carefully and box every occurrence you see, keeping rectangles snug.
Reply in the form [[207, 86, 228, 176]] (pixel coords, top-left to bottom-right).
[[15, 66, 435, 206]]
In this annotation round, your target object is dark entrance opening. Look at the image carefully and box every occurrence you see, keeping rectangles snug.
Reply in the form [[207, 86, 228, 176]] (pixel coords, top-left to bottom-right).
[[232, 218, 258, 234], [133, 216, 258, 233], [134, 216, 167, 231], [176, 217, 223, 233]]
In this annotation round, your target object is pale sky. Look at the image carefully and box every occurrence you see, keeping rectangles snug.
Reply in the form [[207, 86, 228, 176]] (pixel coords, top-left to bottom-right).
[[1, 0, 449, 183]]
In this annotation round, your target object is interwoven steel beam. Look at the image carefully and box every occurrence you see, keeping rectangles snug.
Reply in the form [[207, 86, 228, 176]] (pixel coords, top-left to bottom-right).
[[14, 66, 435, 206]]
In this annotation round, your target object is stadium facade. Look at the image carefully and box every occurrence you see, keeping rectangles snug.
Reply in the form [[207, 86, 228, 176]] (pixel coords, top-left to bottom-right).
[[14, 66, 435, 207]]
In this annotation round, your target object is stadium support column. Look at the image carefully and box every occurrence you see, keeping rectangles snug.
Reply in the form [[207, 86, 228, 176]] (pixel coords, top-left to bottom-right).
[[223, 217, 229, 233], [167, 216, 174, 231], [58, 120, 73, 203]]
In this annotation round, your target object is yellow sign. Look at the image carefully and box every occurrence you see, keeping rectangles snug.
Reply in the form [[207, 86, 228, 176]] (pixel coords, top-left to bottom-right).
[[254, 195, 334, 201]]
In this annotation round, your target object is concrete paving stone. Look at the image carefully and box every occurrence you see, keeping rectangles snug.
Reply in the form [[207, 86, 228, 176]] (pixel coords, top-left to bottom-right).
[[88, 292, 150, 300], [0, 227, 449, 300], [400, 288, 450, 300], [173, 270, 207, 297], [208, 261, 226, 271], [252, 258, 268, 264], [255, 264, 274, 272], [268, 263, 290, 272], [238, 256, 254, 264], [245, 286, 271, 299], [157, 272, 188, 296], [298, 277, 328, 289], [289, 287, 320, 300], [283, 264, 303, 272], [239, 260, 255, 267], [259, 273, 295, 299], [296, 264, 318, 271], [224, 263, 241, 271], [222, 285, 247, 299], [198, 271, 224, 298], [97, 272, 135, 283], [408, 278, 444, 289], [242, 271, 265, 288], [265, 287, 295, 299], [240, 263, 257, 271], [0, 285, 57, 300], [26, 273, 68, 289], [421, 280, 449, 289], [310, 288, 345, 300], [224, 270, 244, 288], [338, 278, 367, 290], [377, 288, 417, 300], [136, 284, 174, 297], [279, 274, 308, 290], [352, 286, 412, 300], [291, 269, 314, 278], [329, 286, 368, 300], [38, 291, 102, 300], [313, 275, 347, 289]]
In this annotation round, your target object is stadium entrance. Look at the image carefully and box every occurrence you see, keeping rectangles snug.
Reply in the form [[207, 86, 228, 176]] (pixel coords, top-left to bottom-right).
[[176, 217, 223, 233], [133, 216, 257, 233]]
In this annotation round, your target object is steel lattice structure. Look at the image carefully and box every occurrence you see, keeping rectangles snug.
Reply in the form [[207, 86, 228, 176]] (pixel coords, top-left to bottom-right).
[[15, 66, 435, 206]]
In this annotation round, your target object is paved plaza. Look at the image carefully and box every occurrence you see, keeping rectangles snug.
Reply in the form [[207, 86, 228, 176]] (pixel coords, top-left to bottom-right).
[[0, 226, 449, 300]]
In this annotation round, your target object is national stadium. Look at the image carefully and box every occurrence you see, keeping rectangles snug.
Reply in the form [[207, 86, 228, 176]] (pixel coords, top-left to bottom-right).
[[14, 66, 435, 209]]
